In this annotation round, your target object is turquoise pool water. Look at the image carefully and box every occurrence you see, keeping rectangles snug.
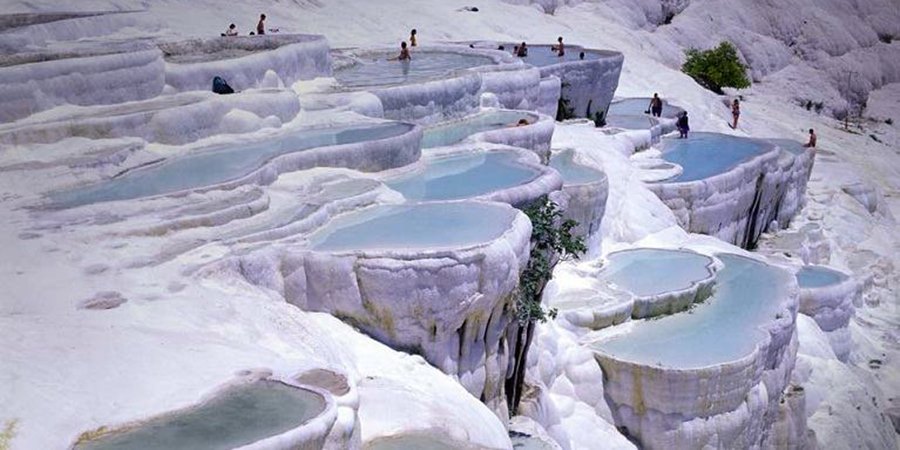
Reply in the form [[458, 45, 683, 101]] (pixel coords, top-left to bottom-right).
[[334, 51, 494, 88], [310, 202, 516, 252], [386, 151, 540, 201], [75, 381, 325, 450], [549, 149, 606, 185], [657, 133, 772, 183], [592, 254, 790, 368], [607, 98, 683, 119], [51, 122, 412, 208], [422, 110, 534, 148], [796, 265, 848, 288], [605, 115, 656, 130], [599, 248, 714, 298]]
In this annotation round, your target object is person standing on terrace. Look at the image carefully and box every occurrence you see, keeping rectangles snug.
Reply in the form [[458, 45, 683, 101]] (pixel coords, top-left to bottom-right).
[[552, 36, 565, 57], [730, 98, 741, 129], [648, 93, 663, 117], [256, 14, 266, 35], [410, 29, 418, 47]]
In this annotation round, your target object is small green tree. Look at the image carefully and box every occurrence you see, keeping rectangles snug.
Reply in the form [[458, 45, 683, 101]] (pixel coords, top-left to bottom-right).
[[516, 196, 586, 324], [682, 42, 751, 94]]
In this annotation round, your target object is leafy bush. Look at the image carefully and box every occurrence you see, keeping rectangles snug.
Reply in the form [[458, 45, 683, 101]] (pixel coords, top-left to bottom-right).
[[682, 42, 751, 94], [516, 196, 585, 324]]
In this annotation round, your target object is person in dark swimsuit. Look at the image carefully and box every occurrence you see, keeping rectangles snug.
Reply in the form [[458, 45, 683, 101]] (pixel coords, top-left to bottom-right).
[[256, 14, 266, 35], [648, 93, 663, 117], [397, 41, 411, 61]]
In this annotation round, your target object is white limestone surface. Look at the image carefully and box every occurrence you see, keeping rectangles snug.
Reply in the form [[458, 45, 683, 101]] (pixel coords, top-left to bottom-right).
[[161, 34, 333, 92], [0, 45, 165, 123], [0, 89, 302, 146]]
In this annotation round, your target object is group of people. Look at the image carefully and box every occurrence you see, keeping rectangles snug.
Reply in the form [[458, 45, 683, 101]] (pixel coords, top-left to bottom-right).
[[396, 29, 418, 61], [649, 94, 817, 146], [222, 13, 269, 37]]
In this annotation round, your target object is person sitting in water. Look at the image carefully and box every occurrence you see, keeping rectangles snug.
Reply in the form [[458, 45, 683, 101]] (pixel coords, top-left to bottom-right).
[[410, 29, 418, 47], [552, 36, 565, 57], [804, 128, 817, 148], [648, 93, 663, 117], [223, 23, 238, 37], [516, 118, 530, 127], [677, 111, 690, 138], [256, 13, 266, 35], [579, 51, 585, 60], [397, 41, 412, 61], [516, 42, 528, 57]]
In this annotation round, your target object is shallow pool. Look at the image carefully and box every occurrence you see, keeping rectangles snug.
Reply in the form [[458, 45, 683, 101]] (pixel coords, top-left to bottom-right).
[[514, 46, 611, 67], [796, 265, 848, 288], [334, 51, 494, 88], [549, 149, 606, 185], [656, 133, 772, 183], [422, 110, 534, 148], [386, 151, 539, 201], [599, 248, 714, 298], [592, 254, 790, 368], [51, 122, 412, 208], [75, 380, 325, 450], [607, 98, 682, 119], [310, 202, 516, 252], [366, 433, 478, 450], [605, 115, 656, 130], [767, 138, 807, 156]]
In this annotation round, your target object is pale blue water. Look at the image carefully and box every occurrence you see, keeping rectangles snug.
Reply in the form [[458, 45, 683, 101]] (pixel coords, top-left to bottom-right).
[[797, 265, 848, 288], [593, 254, 790, 368], [599, 248, 714, 297], [605, 115, 656, 130], [549, 149, 606, 185], [767, 138, 807, 156], [513, 46, 616, 67], [75, 381, 325, 450], [365, 434, 467, 450], [422, 110, 535, 148], [386, 151, 540, 201], [51, 123, 412, 208], [310, 202, 515, 251], [607, 98, 683, 119], [657, 133, 772, 183], [334, 51, 494, 88]]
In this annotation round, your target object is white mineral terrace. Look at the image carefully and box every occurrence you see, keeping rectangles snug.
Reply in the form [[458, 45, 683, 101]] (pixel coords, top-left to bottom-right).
[[2, 4, 881, 449]]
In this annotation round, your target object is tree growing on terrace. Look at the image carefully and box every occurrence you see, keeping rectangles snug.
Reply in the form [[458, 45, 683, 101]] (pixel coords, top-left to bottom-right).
[[682, 41, 751, 94]]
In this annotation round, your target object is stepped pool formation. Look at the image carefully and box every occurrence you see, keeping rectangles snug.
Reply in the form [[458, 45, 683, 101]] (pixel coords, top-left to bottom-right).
[[385, 148, 559, 205], [334, 50, 496, 88], [646, 133, 813, 248], [591, 253, 798, 448], [421, 109, 536, 148], [1, 8, 850, 449], [548, 149, 608, 237], [796, 265, 860, 360], [73, 380, 335, 450], [598, 248, 717, 318], [50, 121, 418, 208]]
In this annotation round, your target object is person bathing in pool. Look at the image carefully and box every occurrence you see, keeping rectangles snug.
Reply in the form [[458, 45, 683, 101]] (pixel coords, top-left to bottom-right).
[[552, 36, 565, 57], [397, 41, 412, 61], [516, 42, 528, 57]]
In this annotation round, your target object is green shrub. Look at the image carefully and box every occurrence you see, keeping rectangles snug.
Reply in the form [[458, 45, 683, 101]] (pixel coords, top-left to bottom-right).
[[516, 196, 585, 324], [682, 42, 751, 94]]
